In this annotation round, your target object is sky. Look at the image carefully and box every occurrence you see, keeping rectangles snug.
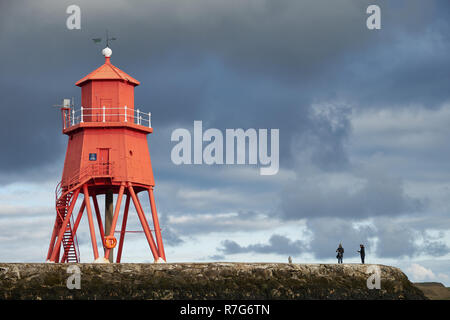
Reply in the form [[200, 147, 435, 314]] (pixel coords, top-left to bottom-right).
[[0, 0, 449, 286]]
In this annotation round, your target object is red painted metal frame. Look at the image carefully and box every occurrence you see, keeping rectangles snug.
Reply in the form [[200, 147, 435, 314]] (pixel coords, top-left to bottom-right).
[[116, 195, 130, 263], [72, 201, 85, 235], [92, 194, 105, 242], [47, 54, 166, 263], [148, 186, 166, 261], [47, 182, 166, 263], [83, 184, 99, 260]]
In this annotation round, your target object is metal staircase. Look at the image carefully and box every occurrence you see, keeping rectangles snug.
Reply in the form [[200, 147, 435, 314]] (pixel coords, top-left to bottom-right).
[[55, 183, 80, 263], [52, 162, 114, 263]]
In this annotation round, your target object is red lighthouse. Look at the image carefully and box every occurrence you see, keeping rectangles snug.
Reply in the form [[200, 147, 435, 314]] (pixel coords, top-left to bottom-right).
[[46, 47, 166, 263]]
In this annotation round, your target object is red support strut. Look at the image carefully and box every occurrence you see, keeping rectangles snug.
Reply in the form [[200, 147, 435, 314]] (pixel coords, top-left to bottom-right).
[[148, 187, 166, 261], [128, 183, 160, 261], [83, 184, 99, 260], [116, 194, 130, 263]]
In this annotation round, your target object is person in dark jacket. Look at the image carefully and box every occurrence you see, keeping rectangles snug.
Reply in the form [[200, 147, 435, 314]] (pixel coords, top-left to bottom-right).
[[358, 244, 365, 264], [336, 243, 344, 264]]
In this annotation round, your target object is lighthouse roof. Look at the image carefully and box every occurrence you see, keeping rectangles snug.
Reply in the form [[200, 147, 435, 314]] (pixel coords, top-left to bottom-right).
[[76, 52, 140, 87]]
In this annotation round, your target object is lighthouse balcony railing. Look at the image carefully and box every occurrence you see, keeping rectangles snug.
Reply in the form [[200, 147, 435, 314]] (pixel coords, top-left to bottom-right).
[[62, 106, 151, 130], [59, 162, 114, 193]]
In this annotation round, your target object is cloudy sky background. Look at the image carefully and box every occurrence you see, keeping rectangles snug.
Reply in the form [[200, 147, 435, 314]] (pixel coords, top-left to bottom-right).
[[0, 0, 449, 285]]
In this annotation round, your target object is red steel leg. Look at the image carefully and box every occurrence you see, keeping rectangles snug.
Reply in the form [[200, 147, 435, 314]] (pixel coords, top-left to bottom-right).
[[46, 220, 58, 260], [49, 188, 80, 262], [104, 183, 125, 260], [55, 246, 61, 263], [116, 194, 130, 263], [92, 193, 105, 241], [127, 183, 159, 261], [135, 189, 160, 253], [148, 187, 166, 261], [72, 201, 85, 235], [83, 184, 99, 260]]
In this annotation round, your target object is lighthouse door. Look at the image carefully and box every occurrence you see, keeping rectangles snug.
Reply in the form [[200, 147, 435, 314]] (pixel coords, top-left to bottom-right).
[[100, 98, 112, 122], [99, 148, 110, 175]]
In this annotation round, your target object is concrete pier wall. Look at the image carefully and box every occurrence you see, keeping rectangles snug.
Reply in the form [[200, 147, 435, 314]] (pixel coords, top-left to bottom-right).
[[0, 263, 426, 300]]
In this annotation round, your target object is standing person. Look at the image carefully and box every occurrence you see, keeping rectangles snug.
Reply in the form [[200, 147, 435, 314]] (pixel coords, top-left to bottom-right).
[[358, 244, 365, 264], [336, 243, 344, 264]]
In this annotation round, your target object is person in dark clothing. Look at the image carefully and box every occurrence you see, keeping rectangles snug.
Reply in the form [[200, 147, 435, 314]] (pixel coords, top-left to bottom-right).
[[358, 244, 365, 264], [336, 243, 344, 264]]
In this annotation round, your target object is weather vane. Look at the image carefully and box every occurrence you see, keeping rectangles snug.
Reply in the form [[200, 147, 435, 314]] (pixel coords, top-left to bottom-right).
[[92, 30, 117, 47]]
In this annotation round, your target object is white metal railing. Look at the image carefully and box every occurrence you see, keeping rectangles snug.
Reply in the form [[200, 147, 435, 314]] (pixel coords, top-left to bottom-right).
[[62, 106, 152, 129]]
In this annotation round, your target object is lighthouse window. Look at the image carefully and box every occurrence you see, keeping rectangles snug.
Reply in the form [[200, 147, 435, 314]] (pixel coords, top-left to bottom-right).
[[89, 153, 97, 161]]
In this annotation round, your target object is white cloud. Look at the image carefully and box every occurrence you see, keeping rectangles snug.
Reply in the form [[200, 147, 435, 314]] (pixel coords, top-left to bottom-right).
[[405, 263, 436, 281], [438, 273, 449, 281]]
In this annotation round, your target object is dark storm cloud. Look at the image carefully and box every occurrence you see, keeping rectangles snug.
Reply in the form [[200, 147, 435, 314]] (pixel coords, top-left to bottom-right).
[[218, 234, 306, 256], [280, 169, 424, 220], [328, 33, 450, 108], [207, 254, 225, 261], [373, 218, 419, 258], [421, 241, 450, 257], [160, 227, 184, 247], [408, 213, 450, 232], [157, 212, 184, 246], [1, 0, 448, 179], [290, 102, 353, 171], [0, 83, 66, 173]]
